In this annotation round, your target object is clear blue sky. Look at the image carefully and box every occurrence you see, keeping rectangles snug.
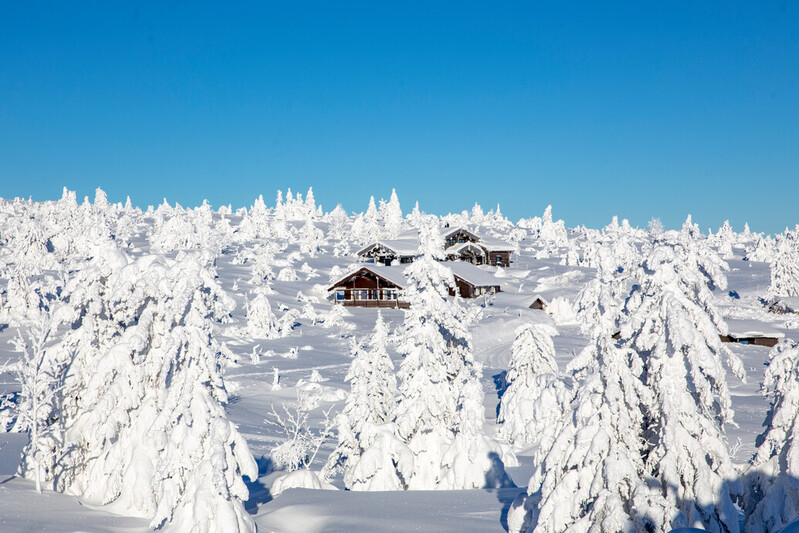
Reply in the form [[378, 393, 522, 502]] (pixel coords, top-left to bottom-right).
[[1, 2, 797, 233]]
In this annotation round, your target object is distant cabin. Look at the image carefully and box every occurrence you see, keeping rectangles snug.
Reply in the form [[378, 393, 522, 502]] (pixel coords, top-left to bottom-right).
[[328, 263, 501, 308], [447, 261, 502, 298], [357, 227, 514, 267], [528, 295, 548, 311], [769, 297, 799, 315], [719, 319, 784, 347], [443, 227, 513, 267], [356, 239, 417, 266]]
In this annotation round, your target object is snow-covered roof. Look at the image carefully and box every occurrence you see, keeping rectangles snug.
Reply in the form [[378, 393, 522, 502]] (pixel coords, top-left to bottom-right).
[[771, 297, 799, 313], [446, 242, 486, 256], [443, 227, 481, 242], [725, 319, 785, 339], [328, 264, 408, 290], [447, 262, 501, 288], [356, 238, 420, 257], [490, 292, 548, 309], [479, 237, 514, 252]]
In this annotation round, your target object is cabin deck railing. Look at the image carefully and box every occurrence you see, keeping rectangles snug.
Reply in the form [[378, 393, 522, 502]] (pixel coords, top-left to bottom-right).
[[332, 289, 409, 309]]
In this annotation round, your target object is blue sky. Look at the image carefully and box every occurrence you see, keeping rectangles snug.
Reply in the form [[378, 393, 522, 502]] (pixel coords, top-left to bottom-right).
[[1, 2, 797, 233]]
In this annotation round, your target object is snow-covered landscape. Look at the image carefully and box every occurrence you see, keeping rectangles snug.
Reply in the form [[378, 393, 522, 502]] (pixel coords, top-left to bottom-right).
[[1, 187, 798, 532]]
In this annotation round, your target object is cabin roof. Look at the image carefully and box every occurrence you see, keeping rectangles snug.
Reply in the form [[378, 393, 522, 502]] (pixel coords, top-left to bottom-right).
[[443, 227, 481, 242], [328, 265, 408, 291], [447, 262, 502, 288], [725, 319, 785, 340], [446, 242, 486, 255], [356, 238, 419, 257], [479, 236, 515, 252], [770, 297, 799, 313]]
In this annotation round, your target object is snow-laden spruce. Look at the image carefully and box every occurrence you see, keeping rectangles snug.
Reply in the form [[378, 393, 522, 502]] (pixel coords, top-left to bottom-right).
[[573, 245, 630, 334], [25, 247, 257, 533], [767, 227, 799, 298], [324, 312, 398, 489], [620, 245, 744, 533], [244, 289, 281, 339], [508, 331, 660, 533], [11, 303, 74, 494], [384, 221, 514, 489], [496, 323, 569, 451], [746, 340, 799, 532]]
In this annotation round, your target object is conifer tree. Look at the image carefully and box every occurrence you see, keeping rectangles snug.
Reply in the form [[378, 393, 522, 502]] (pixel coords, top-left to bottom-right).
[[326, 313, 397, 488], [496, 323, 564, 449], [746, 340, 799, 532]]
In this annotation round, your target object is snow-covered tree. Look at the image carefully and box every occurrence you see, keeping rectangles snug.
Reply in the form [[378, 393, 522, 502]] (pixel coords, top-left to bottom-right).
[[245, 290, 280, 339], [380, 189, 403, 239], [509, 332, 659, 533], [325, 313, 397, 487], [350, 196, 381, 245], [11, 304, 72, 493], [574, 246, 629, 334], [746, 340, 799, 532], [767, 230, 799, 298], [496, 323, 563, 449], [387, 222, 512, 489], [620, 246, 743, 532], [33, 250, 257, 532], [298, 216, 325, 256]]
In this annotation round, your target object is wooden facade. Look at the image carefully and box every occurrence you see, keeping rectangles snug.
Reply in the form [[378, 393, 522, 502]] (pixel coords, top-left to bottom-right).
[[328, 267, 409, 309], [720, 334, 780, 347], [444, 228, 481, 247], [357, 243, 415, 266], [488, 251, 511, 267], [529, 296, 548, 311], [358, 227, 514, 267], [447, 275, 500, 298]]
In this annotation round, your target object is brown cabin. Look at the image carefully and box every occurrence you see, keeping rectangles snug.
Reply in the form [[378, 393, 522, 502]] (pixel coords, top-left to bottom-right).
[[719, 334, 780, 347], [448, 274, 501, 298], [328, 266, 409, 309], [529, 296, 548, 311]]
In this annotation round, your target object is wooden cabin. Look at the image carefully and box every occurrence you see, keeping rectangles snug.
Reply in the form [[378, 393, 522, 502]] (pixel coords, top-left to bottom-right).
[[529, 296, 548, 311], [328, 266, 409, 308], [719, 334, 780, 347], [769, 297, 799, 315], [719, 319, 784, 347], [328, 262, 502, 307], [357, 227, 514, 267], [446, 242, 488, 265], [447, 262, 502, 298], [443, 227, 481, 248], [356, 239, 418, 266], [443, 228, 514, 267]]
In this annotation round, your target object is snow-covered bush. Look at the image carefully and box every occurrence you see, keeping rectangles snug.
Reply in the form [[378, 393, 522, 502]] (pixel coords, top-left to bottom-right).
[[267, 399, 335, 473]]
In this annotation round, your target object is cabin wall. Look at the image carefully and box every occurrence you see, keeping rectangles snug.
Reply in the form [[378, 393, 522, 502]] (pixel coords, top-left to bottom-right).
[[489, 251, 511, 267]]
